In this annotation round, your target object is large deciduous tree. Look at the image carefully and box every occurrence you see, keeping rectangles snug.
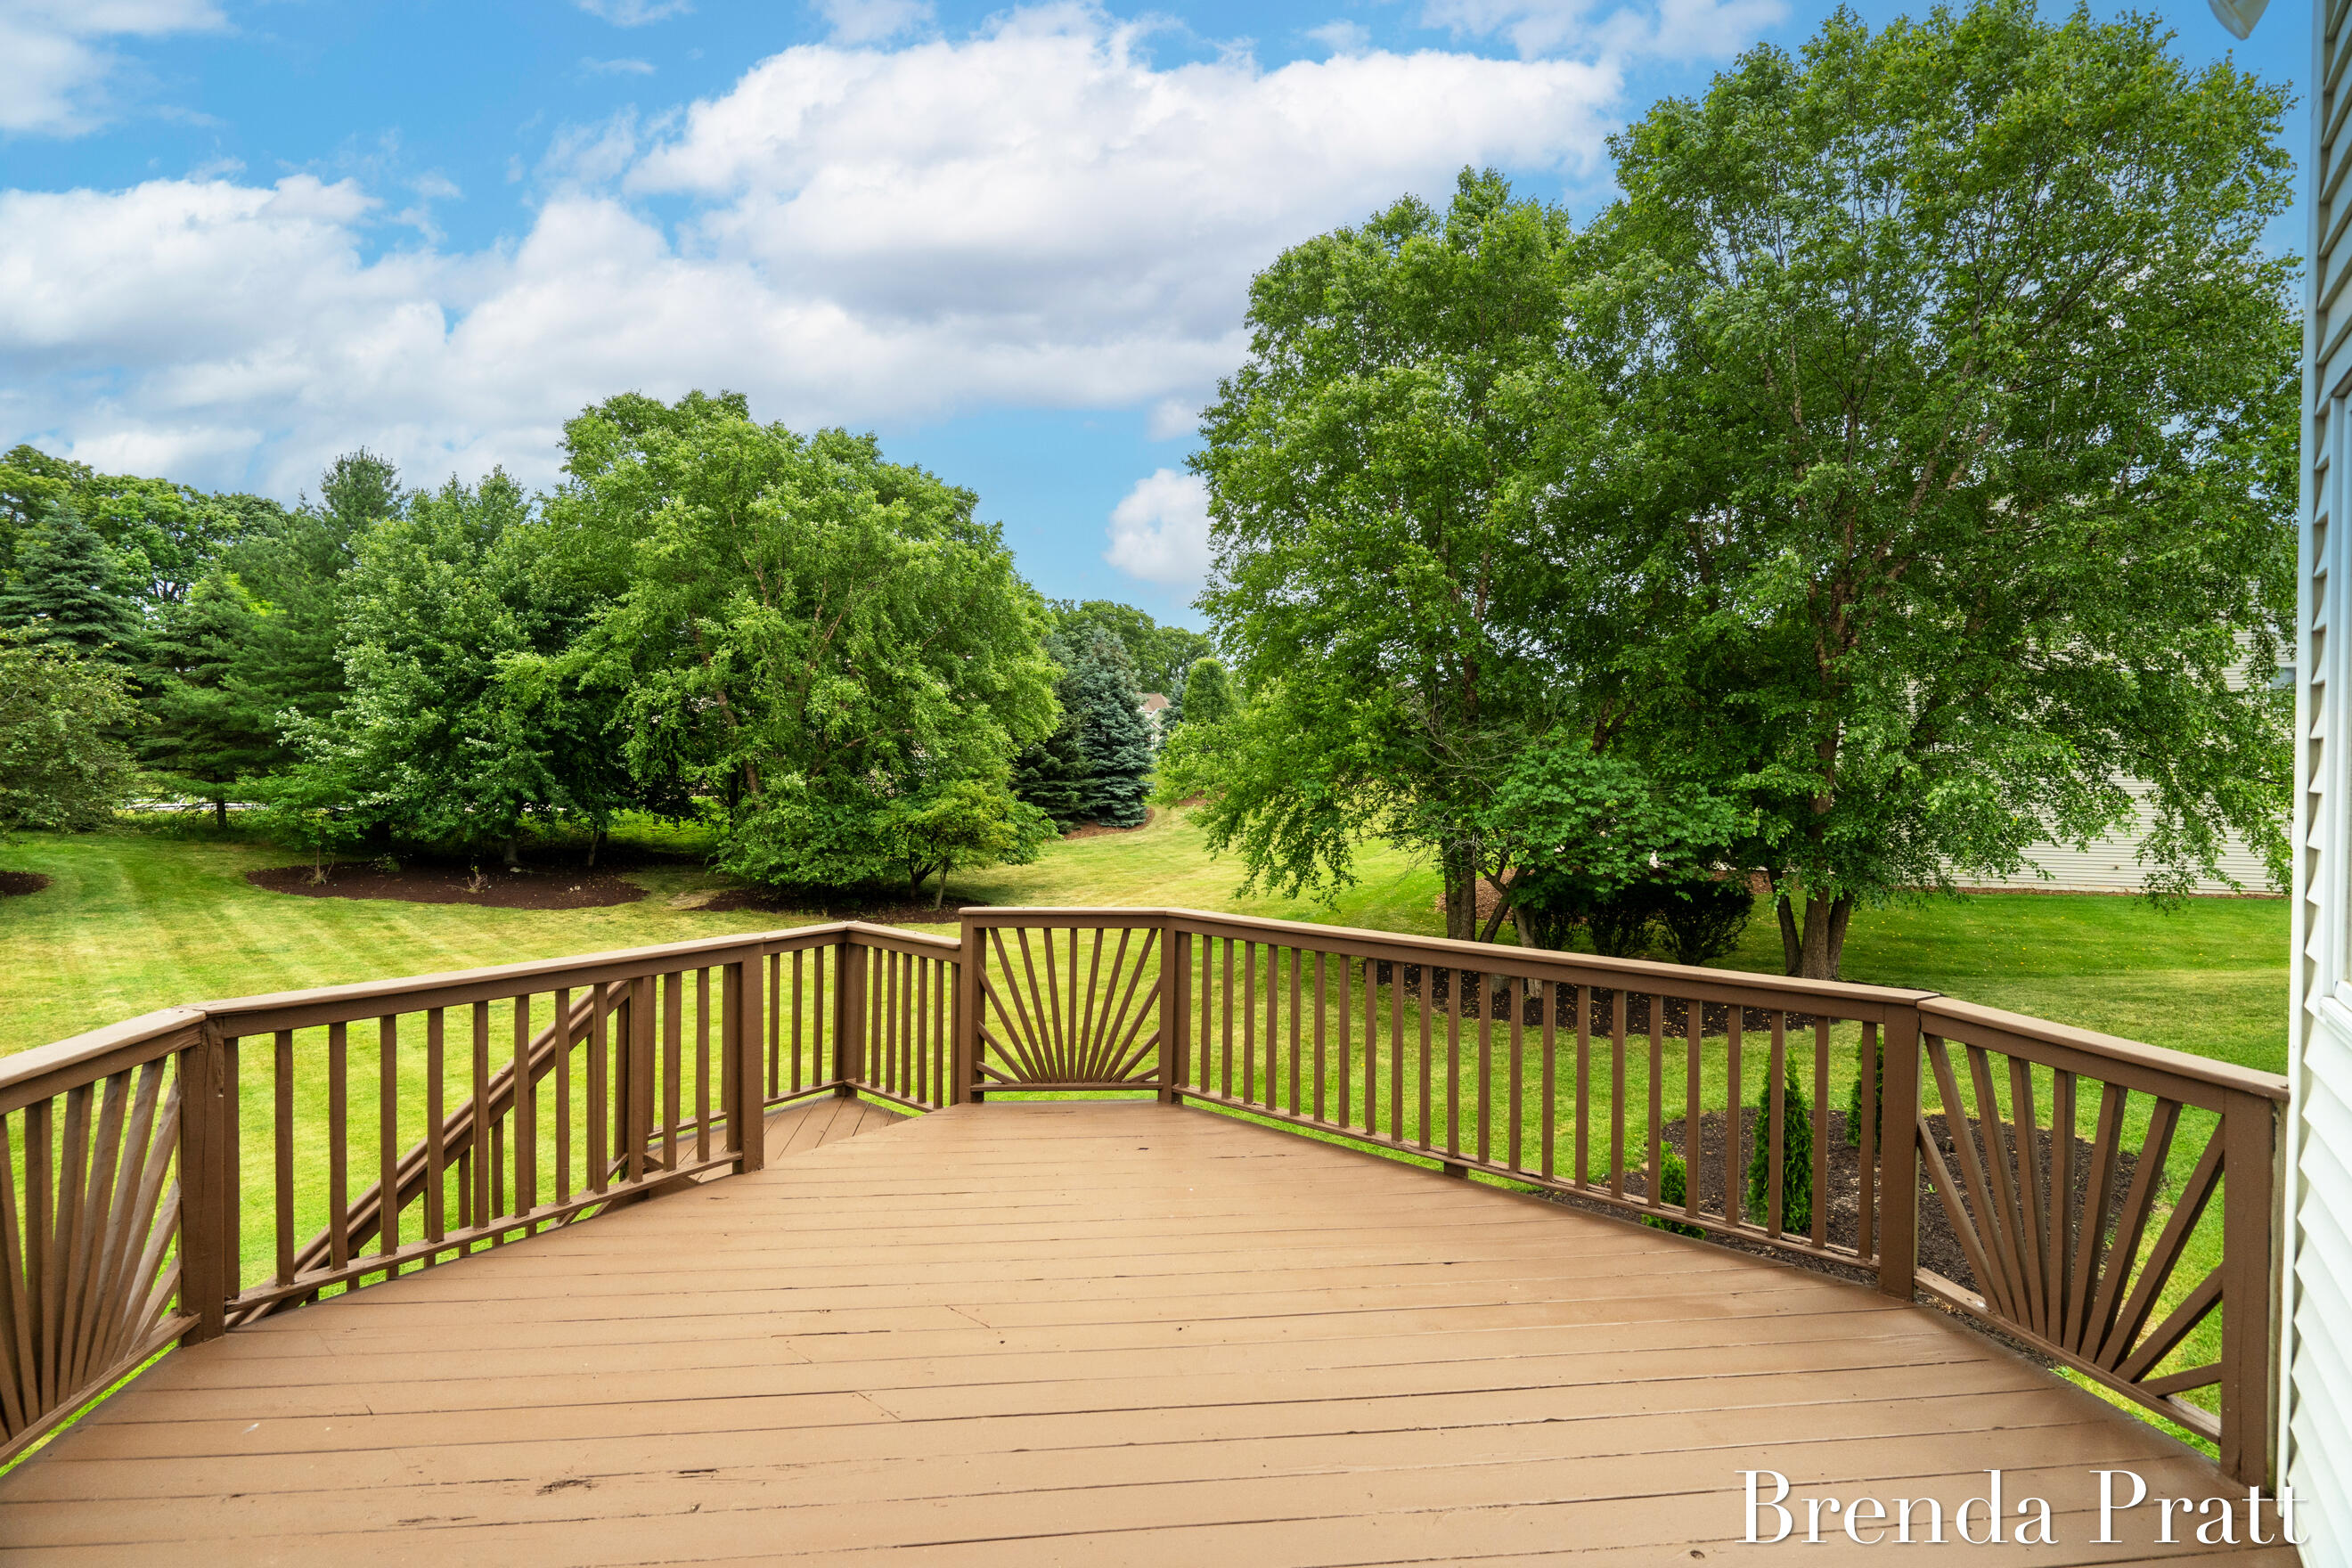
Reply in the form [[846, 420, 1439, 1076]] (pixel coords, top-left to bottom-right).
[[554, 391, 1058, 893], [1182, 170, 1587, 938], [1586, 0, 2297, 977], [0, 631, 141, 838], [295, 470, 635, 866]]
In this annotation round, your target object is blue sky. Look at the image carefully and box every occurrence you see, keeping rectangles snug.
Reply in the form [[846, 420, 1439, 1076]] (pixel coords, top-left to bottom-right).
[[0, 0, 2312, 628]]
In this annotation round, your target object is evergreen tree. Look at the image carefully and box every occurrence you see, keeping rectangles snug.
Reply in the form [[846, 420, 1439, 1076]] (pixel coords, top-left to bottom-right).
[[1745, 1073, 1814, 1235], [1060, 631, 1154, 828], [139, 568, 281, 828], [1012, 721, 1088, 829], [225, 451, 402, 731], [0, 510, 142, 661]]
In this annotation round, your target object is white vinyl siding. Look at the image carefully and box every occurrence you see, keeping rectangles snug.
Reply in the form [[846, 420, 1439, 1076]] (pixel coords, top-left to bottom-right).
[[2290, 0, 2352, 1551]]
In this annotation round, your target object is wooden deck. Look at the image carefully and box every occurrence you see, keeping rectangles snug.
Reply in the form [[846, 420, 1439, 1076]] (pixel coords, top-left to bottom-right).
[[0, 1101, 2290, 1564]]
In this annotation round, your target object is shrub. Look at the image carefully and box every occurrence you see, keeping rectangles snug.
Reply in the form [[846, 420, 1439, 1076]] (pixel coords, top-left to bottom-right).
[[1654, 877, 1755, 967], [1845, 1032, 1885, 1148], [1744, 1071, 1814, 1234], [1643, 1148, 1708, 1238]]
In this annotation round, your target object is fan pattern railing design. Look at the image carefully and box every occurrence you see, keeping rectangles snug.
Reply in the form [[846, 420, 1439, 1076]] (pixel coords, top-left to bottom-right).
[[973, 922, 1164, 1090], [0, 1031, 192, 1455]]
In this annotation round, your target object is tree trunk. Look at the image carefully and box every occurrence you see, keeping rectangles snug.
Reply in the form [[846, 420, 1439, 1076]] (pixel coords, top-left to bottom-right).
[[502, 836, 520, 871], [1781, 889, 1856, 981], [1440, 837, 1480, 942], [1775, 886, 1802, 974], [934, 856, 952, 909], [213, 795, 228, 831], [586, 828, 600, 870]]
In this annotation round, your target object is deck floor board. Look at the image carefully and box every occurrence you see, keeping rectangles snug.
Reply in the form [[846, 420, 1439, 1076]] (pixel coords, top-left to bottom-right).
[[0, 1101, 2289, 1564]]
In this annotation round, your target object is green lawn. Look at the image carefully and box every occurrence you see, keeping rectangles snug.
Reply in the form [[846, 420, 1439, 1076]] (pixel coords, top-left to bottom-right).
[[1, 807, 2286, 1073]]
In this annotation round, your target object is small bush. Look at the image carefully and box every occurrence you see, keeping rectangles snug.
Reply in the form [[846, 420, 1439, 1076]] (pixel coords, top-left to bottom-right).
[[1643, 1148, 1708, 1238], [1844, 1032, 1884, 1148], [1745, 1072, 1814, 1234], [1654, 877, 1754, 967]]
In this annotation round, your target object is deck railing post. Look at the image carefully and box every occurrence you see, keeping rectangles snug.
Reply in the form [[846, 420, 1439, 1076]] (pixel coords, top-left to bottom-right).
[[1875, 1002, 1923, 1302], [177, 1025, 231, 1343], [1159, 919, 1188, 1105], [835, 939, 867, 1096], [727, 949, 764, 1174], [2219, 1090, 2282, 1487], [952, 913, 982, 1104]]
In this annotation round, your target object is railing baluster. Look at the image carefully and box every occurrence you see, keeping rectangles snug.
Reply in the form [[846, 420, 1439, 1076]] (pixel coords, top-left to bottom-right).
[[1767, 1012, 1786, 1237], [1507, 974, 1524, 1173], [327, 1021, 348, 1271], [1684, 1000, 1702, 1221], [1858, 1020, 1879, 1261], [661, 972, 682, 1173], [1812, 1017, 1831, 1249], [1646, 995, 1663, 1206], [378, 1015, 399, 1264], [1609, 989, 1627, 1198], [470, 1001, 490, 1248], [588, 984, 610, 1195], [1574, 985, 1590, 1188], [1540, 981, 1557, 1181], [425, 1010, 446, 1250], [696, 969, 712, 1165], [553, 989, 573, 1205], [274, 1030, 295, 1288], [1312, 952, 1327, 1124], [1445, 965, 1462, 1164], [1288, 947, 1303, 1116], [1725, 1011, 1743, 1224], [513, 995, 535, 1227]]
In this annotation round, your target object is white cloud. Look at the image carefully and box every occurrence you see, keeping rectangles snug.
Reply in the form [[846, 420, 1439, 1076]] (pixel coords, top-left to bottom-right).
[[0, 0, 224, 135], [583, 56, 658, 75], [1422, 0, 1782, 60], [814, 0, 934, 44], [0, 2, 1771, 499], [1106, 469, 1213, 588], [576, 0, 691, 24], [1305, 19, 1370, 53]]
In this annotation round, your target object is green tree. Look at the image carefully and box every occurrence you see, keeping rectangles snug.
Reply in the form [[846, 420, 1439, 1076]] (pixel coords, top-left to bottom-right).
[[0, 631, 140, 837], [1057, 630, 1155, 828], [553, 391, 1058, 891], [1184, 170, 1586, 938], [0, 509, 143, 661], [1012, 722, 1089, 829], [1586, 0, 2297, 976], [1479, 738, 1737, 948], [1174, 656, 1236, 730], [1745, 1073, 1813, 1235], [888, 775, 1054, 904], [1050, 600, 1212, 694], [303, 470, 633, 866], [139, 568, 280, 827], [0, 445, 252, 605]]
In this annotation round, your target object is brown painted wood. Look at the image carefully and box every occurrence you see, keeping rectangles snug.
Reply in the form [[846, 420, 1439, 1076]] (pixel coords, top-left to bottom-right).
[[0, 1102, 2278, 1563]]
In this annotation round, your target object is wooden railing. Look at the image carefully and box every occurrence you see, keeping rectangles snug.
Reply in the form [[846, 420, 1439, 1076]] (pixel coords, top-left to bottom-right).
[[0, 907, 2288, 1487]]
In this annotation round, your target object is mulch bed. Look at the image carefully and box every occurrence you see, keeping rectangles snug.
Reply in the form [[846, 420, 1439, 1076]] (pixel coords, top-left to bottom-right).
[[0, 871, 53, 899], [698, 888, 984, 925], [1609, 1107, 2137, 1300], [1062, 807, 1157, 840], [248, 863, 649, 911]]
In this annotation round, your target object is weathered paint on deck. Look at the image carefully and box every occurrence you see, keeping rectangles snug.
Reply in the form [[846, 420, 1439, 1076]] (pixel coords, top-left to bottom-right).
[[0, 1102, 2290, 1564]]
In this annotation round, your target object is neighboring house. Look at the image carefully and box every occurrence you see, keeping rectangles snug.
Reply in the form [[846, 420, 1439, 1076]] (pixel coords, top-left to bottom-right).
[[1139, 691, 1170, 743], [1962, 779, 2279, 894]]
